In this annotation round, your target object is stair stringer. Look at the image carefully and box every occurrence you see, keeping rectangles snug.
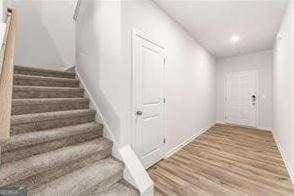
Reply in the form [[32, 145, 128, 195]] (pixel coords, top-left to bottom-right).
[[75, 71, 117, 149], [118, 145, 154, 196], [76, 70, 154, 196]]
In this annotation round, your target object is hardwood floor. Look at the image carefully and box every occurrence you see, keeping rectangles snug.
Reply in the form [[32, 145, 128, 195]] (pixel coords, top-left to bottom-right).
[[148, 124, 294, 196]]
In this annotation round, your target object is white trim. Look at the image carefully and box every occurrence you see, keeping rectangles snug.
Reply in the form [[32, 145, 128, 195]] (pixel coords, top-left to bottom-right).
[[216, 120, 226, 125], [164, 123, 215, 158], [272, 131, 294, 184], [118, 145, 154, 196], [218, 119, 272, 132], [256, 126, 272, 132], [216, 121, 271, 132], [131, 28, 167, 165]]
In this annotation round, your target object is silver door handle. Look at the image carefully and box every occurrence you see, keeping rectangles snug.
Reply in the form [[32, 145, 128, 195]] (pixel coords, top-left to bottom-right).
[[251, 95, 256, 106], [136, 111, 143, 115]]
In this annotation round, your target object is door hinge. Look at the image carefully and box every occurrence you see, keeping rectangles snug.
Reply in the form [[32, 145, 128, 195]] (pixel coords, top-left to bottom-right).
[[163, 98, 166, 104], [163, 138, 166, 144]]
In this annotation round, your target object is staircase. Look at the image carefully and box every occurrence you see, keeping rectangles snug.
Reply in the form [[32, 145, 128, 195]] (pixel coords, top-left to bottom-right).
[[0, 66, 139, 196]]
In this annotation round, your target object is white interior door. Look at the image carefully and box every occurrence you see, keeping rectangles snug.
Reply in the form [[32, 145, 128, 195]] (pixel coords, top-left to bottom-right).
[[224, 70, 258, 127], [133, 30, 166, 168]]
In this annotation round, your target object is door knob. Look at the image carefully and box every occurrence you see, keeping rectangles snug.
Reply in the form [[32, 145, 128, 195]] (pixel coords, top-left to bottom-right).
[[136, 111, 143, 115], [251, 95, 256, 106]]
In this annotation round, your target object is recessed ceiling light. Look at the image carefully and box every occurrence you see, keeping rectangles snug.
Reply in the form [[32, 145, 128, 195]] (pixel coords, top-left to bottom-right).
[[230, 35, 240, 44]]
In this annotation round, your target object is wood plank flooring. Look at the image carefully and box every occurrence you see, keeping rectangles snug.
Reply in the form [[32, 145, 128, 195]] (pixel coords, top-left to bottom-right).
[[148, 124, 294, 196]]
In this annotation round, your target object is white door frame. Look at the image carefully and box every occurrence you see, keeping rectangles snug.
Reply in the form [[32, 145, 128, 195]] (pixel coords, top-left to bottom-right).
[[131, 29, 167, 165], [224, 70, 259, 128]]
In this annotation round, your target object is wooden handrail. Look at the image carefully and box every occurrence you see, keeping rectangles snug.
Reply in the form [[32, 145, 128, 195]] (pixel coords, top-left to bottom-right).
[[0, 8, 17, 141]]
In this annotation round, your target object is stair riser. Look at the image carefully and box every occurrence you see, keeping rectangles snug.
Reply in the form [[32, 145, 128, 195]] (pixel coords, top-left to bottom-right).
[[11, 114, 97, 135], [2, 130, 103, 164], [9, 147, 112, 190], [12, 100, 89, 115], [14, 69, 75, 79], [14, 76, 79, 88], [13, 89, 84, 99]]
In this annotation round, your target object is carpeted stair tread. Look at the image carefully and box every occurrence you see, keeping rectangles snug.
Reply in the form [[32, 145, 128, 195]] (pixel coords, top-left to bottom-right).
[[2, 122, 102, 152], [11, 109, 97, 135], [93, 180, 139, 196], [13, 85, 84, 99], [29, 158, 124, 196], [11, 109, 96, 124], [14, 65, 76, 79], [14, 74, 79, 87], [2, 123, 103, 163], [0, 66, 132, 194], [0, 138, 112, 187], [12, 98, 89, 115]]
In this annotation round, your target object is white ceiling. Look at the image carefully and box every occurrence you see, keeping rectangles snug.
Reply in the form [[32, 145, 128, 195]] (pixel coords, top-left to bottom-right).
[[153, 0, 288, 58]]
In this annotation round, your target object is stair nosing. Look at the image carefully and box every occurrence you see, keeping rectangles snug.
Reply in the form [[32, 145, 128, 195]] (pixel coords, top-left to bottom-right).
[[14, 66, 75, 76], [13, 85, 84, 91], [11, 109, 96, 125], [12, 98, 89, 105], [14, 74, 79, 82]]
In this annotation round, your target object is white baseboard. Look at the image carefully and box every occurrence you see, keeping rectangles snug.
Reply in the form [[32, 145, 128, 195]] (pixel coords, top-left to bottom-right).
[[216, 120, 225, 124], [256, 126, 272, 132], [216, 121, 272, 132], [272, 131, 294, 184], [164, 123, 214, 159]]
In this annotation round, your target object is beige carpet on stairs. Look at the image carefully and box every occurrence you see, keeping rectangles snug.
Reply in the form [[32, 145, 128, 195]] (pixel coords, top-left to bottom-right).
[[0, 65, 139, 196]]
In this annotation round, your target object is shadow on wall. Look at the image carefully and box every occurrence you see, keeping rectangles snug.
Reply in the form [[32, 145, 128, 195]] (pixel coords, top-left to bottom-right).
[[75, 0, 122, 146], [9, 0, 75, 70], [77, 52, 121, 145]]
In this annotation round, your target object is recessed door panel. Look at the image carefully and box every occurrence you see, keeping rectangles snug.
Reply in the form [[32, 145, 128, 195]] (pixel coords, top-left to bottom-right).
[[133, 31, 165, 168]]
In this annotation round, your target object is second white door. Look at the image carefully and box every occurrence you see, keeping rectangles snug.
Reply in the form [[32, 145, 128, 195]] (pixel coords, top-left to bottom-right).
[[224, 70, 258, 127]]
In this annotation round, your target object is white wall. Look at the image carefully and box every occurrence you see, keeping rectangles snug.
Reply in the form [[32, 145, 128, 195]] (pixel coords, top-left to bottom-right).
[[273, 0, 294, 182], [75, 0, 123, 145], [122, 0, 216, 153], [216, 50, 273, 130], [0, 0, 5, 45], [76, 0, 216, 154], [0, 0, 3, 22], [7, 0, 76, 70]]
